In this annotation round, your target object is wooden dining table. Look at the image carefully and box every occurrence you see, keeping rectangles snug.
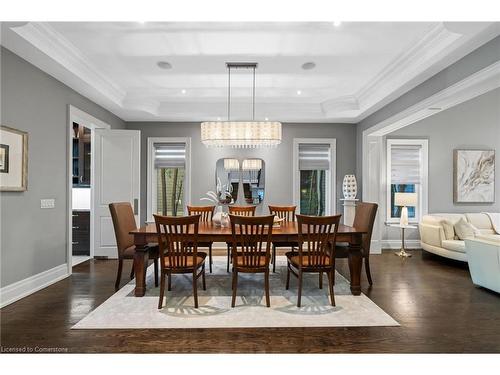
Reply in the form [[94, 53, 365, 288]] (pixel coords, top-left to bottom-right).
[[129, 221, 367, 297]]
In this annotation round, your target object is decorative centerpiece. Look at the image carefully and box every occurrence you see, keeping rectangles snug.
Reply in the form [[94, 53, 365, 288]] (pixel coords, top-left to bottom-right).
[[201, 178, 234, 227], [342, 174, 357, 200]]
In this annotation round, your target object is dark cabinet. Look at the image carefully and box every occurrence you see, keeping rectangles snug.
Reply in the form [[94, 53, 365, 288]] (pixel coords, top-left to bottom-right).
[[72, 122, 91, 187], [72, 210, 90, 256]]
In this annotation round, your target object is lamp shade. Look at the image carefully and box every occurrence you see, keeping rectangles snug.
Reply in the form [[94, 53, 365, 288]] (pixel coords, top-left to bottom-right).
[[395, 192, 417, 207]]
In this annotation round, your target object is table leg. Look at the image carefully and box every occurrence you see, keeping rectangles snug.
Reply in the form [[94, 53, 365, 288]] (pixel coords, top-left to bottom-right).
[[348, 235, 363, 296], [134, 244, 149, 297]]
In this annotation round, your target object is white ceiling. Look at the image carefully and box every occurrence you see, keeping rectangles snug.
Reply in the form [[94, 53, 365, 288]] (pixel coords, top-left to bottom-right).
[[1, 22, 499, 123]]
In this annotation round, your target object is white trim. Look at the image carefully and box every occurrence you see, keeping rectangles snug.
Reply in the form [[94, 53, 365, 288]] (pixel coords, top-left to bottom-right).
[[67, 105, 111, 276], [293, 138, 336, 215], [385, 138, 429, 224], [0, 264, 69, 308], [380, 240, 422, 250], [147, 137, 192, 223]]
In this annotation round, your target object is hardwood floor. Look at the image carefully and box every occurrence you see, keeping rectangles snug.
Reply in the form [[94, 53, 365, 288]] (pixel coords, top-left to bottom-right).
[[1, 250, 499, 353]]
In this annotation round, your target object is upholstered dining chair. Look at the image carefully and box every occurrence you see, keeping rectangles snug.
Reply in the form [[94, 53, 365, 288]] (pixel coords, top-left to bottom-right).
[[109, 202, 159, 291], [286, 214, 341, 307], [268, 205, 298, 273], [335, 202, 378, 285], [153, 214, 207, 309], [226, 205, 256, 272], [187, 205, 215, 273], [229, 214, 274, 308]]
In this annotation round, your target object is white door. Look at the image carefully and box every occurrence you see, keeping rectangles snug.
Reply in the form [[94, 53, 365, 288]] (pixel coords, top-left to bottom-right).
[[93, 129, 141, 258]]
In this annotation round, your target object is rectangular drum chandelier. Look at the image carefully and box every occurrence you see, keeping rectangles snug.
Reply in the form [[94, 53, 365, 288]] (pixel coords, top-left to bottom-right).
[[201, 62, 282, 148]]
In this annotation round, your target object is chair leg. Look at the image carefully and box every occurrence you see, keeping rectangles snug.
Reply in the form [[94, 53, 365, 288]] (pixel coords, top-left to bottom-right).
[[231, 271, 238, 308], [158, 272, 166, 309], [153, 258, 159, 287], [193, 271, 199, 308], [328, 270, 336, 306], [297, 270, 303, 307], [130, 262, 135, 279], [264, 269, 271, 307], [319, 272, 323, 289], [167, 272, 172, 291], [286, 264, 291, 290], [115, 259, 123, 290], [209, 244, 213, 273], [272, 245, 276, 273], [365, 257, 373, 286], [202, 264, 206, 290], [227, 244, 230, 273]]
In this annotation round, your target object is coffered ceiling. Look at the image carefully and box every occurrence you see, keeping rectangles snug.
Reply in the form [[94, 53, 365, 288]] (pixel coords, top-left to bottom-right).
[[1, 22, 499, 122]]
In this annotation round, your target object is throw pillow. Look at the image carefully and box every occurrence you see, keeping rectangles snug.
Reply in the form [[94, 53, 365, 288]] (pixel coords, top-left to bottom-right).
[[454, 218, 476, 240]]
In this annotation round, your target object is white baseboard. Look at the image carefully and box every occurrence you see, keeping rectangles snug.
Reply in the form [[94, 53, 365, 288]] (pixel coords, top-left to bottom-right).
[[380, 240, 421, 250], [0, 263, 69, 308], [370, 240, 382, 254]]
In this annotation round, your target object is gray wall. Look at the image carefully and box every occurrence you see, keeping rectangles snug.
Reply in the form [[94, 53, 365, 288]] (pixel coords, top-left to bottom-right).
[[125, 122, 357, 224], [356, 35, 500, 193], [0, 47, 125, 287], [383, 88, 500, 242]]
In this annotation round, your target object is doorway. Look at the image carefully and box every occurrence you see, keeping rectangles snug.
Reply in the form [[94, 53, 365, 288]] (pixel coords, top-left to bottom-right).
[[67, 106, 111, 273]]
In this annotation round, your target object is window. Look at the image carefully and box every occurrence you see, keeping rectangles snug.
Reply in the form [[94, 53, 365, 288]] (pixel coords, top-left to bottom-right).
[[293, 139, 336, 216], [386, 139, 428, 223], [147, 138, 191, 221]]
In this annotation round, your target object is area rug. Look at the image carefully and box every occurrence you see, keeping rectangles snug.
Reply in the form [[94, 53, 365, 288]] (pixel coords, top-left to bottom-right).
[[73, 257, 399, 329]]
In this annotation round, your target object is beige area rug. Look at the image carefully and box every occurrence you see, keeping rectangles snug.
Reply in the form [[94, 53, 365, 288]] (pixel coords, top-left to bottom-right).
[[73, 257, 399, 329]]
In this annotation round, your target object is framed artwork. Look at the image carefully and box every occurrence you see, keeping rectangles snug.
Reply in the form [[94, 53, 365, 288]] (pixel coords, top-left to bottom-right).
[[454, 149, 495, 203], [0, 125, 28, 191]]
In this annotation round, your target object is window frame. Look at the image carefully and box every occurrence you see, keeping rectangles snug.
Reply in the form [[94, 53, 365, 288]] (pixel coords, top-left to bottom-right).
[[386, 138, 428, 224], [147, 137, 191, 222], [293, 138, 336, 216]]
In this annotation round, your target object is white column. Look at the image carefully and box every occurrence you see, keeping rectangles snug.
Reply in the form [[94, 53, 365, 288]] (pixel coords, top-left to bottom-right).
[[340, 199, 358, 226]]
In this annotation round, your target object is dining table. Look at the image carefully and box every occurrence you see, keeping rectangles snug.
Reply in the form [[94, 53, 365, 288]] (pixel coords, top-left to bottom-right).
[[129, 221, 367, 297]]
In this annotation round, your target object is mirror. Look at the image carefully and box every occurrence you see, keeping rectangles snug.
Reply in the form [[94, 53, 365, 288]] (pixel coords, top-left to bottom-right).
[[215, 158, 240, 204], [241, 158, 265, 205]]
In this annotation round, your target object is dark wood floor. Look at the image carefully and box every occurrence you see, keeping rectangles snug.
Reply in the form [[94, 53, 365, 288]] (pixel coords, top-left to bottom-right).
[[1, 250, 499, 353]]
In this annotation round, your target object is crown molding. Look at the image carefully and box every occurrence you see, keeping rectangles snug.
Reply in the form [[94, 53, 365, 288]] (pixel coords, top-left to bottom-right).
[[10, 22, 126, 106], [321, 95, 359, 117]]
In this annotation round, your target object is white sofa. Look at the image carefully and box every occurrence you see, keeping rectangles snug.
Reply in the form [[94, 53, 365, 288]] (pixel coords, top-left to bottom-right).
[[419, 213, 500, 262], [465, 238, 500, 293]]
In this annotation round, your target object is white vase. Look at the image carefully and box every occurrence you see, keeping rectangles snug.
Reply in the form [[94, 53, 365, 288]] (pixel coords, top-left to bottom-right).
[[342, 174, 357, 200], [213, 206, 223, 227]]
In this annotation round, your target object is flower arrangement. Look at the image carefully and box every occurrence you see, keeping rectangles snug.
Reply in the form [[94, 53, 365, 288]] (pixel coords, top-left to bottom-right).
[[201, 178, 234, 206]]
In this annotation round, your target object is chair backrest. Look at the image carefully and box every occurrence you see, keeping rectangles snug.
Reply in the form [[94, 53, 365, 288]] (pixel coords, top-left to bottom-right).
[[296, 214, 341, 268], [187, 205, 215, 222], [228, 205, 256, 216], [109, 202, 137, 257], [352, 202, 378, 257], [268, 205, 296, 222], [229, 214, 274, 268], [153, 214, 201, 269]]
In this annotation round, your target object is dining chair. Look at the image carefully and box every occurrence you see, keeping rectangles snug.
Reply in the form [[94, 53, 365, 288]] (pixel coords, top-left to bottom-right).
[[109, 202, 159, 291], [226, 205, 256, 272], [229, 214, 274, 308], [153, 214, 207, 309], [187, 205, 216, 273], [268, 205, 298, 273], [335, 202, 378, 285], [286, 214, 341, 307]]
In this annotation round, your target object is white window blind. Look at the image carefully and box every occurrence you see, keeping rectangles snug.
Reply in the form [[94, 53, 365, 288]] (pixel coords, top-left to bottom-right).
[[390, 145, 422, 184], [154, 143, 186, 169], [299, 143, 330, 170]]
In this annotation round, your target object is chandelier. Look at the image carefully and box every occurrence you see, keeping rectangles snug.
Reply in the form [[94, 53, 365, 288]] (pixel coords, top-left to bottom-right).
[[201, 62, 282, 148]]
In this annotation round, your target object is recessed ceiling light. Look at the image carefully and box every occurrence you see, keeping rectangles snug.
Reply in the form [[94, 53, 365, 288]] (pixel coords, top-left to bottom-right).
[[217, 117, 221, 121], [157, 61, 172, 70], [296, 90, 302, 95], [333, 21, 342, 27], [181, 89, 186, 94], [302, 62, 316, 70], [265, 117, 269, 121]]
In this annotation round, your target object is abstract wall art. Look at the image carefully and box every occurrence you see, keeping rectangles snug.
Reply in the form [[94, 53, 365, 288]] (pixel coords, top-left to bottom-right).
[[0, 125, 28, 191], [454, 149, 495, 203]]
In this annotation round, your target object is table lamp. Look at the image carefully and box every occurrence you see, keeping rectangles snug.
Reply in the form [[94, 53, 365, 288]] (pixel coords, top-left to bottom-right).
[[395, 192, 417, 226]]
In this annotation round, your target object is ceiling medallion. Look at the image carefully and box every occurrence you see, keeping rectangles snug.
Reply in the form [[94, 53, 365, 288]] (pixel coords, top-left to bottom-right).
[[201, 62, 282, 148]]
